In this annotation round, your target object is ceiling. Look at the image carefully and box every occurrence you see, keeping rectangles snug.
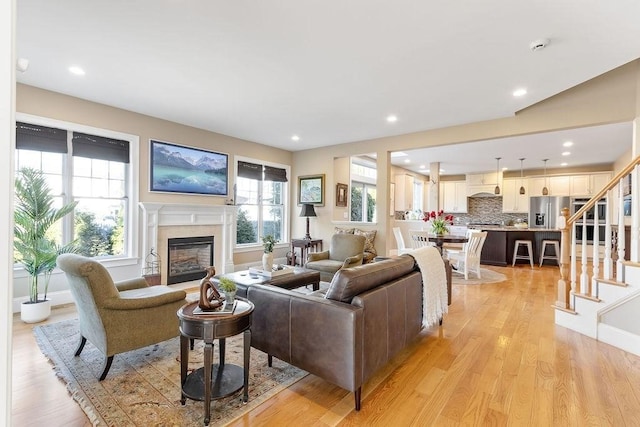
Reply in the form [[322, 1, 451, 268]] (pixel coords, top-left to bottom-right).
[[15, 1, 640, 173]]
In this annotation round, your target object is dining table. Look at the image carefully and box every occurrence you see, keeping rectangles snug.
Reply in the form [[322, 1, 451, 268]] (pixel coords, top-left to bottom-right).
[[428, 234, 469, 255]]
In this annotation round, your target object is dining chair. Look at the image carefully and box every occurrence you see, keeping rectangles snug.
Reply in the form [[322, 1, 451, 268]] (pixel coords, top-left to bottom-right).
[[408, 230, 432, 249], [393, 227, 412, 255], [444, 230, 488, 280]]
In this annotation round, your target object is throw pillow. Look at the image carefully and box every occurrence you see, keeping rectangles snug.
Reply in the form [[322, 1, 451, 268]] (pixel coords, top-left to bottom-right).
[[334, 227, 355, 234], [354, 228, 377, 253]]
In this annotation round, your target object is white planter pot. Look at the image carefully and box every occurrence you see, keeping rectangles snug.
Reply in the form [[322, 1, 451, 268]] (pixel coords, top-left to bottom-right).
[[262, 252, 274, 271], [21, 299, 51, 323]]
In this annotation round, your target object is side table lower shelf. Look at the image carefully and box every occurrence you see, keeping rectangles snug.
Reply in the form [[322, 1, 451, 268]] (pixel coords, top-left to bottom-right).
[[182, 364, 245, 402]]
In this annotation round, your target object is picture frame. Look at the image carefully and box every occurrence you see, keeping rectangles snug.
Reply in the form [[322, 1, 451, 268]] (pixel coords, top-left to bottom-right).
[[336, 183, 348, 207], [298, 174, 325, 206], [149, 139, 228, 196]]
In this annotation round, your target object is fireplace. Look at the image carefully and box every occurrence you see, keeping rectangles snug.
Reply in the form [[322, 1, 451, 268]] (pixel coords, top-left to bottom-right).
[[167, 236, 214, 285]]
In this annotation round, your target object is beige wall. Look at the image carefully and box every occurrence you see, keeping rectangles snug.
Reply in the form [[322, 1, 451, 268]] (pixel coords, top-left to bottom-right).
[[292, 60, 640, 255], [16, 84, 293, 267]]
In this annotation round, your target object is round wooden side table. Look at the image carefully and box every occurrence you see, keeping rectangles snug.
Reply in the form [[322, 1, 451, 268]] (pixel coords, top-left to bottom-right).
[[177, 299, 254, 426]]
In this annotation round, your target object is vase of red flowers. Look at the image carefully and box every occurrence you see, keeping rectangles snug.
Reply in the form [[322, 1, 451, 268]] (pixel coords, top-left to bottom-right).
[[423, 210, 454, 235]]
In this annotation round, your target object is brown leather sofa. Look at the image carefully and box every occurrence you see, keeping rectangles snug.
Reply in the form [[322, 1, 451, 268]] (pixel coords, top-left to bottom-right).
[[246, 254, 446, 411]]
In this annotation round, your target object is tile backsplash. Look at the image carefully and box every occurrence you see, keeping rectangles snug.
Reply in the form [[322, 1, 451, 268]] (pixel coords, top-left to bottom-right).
[[447, 196, 527, 225]]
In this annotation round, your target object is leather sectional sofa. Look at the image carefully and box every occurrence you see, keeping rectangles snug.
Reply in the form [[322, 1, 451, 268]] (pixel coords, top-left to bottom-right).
[[246, 254, 441, 410]]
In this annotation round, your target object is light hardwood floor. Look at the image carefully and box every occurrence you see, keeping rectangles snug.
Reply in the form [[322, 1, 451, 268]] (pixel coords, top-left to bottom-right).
[[12, 265, 640, 426]]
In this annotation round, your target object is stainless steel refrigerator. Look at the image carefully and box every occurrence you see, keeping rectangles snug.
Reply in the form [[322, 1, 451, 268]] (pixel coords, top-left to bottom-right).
[[529, 196, 571, 229]]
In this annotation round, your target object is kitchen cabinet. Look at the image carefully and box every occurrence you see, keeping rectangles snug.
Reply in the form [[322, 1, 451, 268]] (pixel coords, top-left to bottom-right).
[[570, 173, 612, 196], [394, 174, 415, 211], [502, 178, 529, 213], [528, 176, 570, 196], [466, 172, 499, 186], [439, 181, 467, 213]]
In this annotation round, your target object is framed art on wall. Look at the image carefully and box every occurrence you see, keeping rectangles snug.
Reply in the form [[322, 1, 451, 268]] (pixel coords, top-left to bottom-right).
[[298, 174, 325, 206], [336, 183, 348, 207], [149, 139, 228, 196]]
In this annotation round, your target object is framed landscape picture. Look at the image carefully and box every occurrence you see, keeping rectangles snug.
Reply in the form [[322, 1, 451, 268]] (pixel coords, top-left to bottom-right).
[[298, 174, 325, 206], [149, 139, 228, 196]]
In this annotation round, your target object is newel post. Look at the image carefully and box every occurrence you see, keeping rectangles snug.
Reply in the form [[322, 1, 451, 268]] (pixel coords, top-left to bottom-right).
[[556, 207, 572, 310]]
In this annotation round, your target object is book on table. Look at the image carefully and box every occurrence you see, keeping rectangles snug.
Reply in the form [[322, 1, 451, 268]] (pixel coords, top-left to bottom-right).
[[192, 300, 237, 315]]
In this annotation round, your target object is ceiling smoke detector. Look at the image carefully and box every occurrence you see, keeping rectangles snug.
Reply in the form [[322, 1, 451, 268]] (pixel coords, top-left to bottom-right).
[[529, 38, 550, 52]]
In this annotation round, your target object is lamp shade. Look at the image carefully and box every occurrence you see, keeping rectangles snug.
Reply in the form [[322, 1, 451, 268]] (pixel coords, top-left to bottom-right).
[[300, 204, 317, 217]]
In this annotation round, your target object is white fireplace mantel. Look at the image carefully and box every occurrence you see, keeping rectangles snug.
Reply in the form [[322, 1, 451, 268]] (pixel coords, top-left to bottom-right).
[[139, 203, 237, 274]]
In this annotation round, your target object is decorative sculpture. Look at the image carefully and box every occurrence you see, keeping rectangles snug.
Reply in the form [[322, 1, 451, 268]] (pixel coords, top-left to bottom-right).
[[198, 266, 224, 311]]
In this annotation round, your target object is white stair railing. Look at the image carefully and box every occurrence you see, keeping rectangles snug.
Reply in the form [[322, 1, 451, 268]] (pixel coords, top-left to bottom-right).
[[556, 155, 640, 312]]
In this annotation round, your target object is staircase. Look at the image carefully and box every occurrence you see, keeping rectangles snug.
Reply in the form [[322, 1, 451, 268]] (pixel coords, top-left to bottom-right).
[[554, 156, 640, 356]]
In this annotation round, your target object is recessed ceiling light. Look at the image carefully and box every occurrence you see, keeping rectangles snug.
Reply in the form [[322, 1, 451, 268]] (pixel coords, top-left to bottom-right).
[[562, 151, 571, 156], [563, 141, 573, 147], [419, 165, 426, 169], [561, 162, 568, 166], [404, 159, 410, 164], [502, 167, 508, 171], [291, 135, 300, 141], [513, 88, 527, 97], [386, 115, 398, 123], [68, 66, 85, 76]]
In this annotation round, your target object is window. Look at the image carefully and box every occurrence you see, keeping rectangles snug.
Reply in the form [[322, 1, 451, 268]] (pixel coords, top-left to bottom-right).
[[235, 158, 289, 246], [15, 119, 137, 260], [350, 156, 377, 222], [413, 180, 424, 213]]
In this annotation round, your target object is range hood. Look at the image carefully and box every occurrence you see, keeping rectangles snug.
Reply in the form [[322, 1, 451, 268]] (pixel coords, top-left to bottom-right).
[[468, 190, 500, 197]]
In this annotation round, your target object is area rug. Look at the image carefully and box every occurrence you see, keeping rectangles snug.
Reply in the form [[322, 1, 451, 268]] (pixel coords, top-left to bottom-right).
[[451, 268, 507, 285], [33, 319, 307, 426]]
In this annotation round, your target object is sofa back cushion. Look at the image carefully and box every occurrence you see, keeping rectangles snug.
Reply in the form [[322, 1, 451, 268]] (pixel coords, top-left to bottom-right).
[[325, 254, 417, 303]]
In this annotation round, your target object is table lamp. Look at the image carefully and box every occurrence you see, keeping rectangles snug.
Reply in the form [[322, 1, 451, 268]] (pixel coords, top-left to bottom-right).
[[300, 203, 317, 240]]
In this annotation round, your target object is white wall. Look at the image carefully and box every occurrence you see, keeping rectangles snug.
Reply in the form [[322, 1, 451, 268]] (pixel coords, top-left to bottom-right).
[[1, 0, 15, 422]]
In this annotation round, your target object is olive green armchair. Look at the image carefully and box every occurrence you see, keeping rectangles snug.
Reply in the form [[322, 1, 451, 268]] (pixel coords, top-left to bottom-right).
[[305, 233, 366, 282], [57, 253, 187, 380]]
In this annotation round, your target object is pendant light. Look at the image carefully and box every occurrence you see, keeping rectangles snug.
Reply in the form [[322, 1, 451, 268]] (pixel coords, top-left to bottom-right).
[[494, 157, 501, 195], [542, 159, 549, 196], [519, 158, 526, 195]]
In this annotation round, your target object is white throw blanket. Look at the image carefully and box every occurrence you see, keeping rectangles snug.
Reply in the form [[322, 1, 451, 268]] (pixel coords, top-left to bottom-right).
[[409, 246, 448, 328]]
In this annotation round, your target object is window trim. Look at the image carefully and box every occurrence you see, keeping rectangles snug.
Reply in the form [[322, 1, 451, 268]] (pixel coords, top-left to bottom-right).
[[15, 112, 140, 262], [234, 155, 290, 250]]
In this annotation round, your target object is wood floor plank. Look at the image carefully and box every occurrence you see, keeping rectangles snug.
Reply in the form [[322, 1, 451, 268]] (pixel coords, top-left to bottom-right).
[[12, 265, 640, 426]]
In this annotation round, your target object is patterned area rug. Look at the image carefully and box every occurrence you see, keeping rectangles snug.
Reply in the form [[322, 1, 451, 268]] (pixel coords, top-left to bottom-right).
[[451, 268, 507, 285], [33, 319, 307, 426]]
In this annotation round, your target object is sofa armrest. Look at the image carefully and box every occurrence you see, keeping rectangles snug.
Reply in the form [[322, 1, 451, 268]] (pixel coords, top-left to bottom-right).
[[342, 253, 363, 268], [307, 251, 329, 262]]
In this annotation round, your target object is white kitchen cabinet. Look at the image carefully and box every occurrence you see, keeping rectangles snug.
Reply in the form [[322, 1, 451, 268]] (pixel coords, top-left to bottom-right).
[[439, 181, 467, 213], [528, 176, 570, 196], [394, 174, 415, 211], [466, 172, 499, 186], [502, 178, 529, 213], [570, 173, 612, 196]]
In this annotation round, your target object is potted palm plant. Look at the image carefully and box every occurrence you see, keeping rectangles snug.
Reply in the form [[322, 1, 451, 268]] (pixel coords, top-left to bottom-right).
[[14, 168, 78, 323]]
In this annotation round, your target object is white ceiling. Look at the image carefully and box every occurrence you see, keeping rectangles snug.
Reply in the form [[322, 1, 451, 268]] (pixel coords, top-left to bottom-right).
[[15, 1, 640, 173]]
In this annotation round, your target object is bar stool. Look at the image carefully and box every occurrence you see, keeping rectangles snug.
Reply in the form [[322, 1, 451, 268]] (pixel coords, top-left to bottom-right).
[[539, 240, 560, 267], [512, 240, 534, 268]]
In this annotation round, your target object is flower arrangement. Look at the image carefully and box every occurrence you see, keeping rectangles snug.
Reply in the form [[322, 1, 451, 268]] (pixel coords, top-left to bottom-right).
[[423, 210, 454, 235], [262, 235, 278, 253]]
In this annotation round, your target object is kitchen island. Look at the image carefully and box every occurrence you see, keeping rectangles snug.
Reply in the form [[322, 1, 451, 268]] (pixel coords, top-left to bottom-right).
[[471, 227, 561, 266]]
